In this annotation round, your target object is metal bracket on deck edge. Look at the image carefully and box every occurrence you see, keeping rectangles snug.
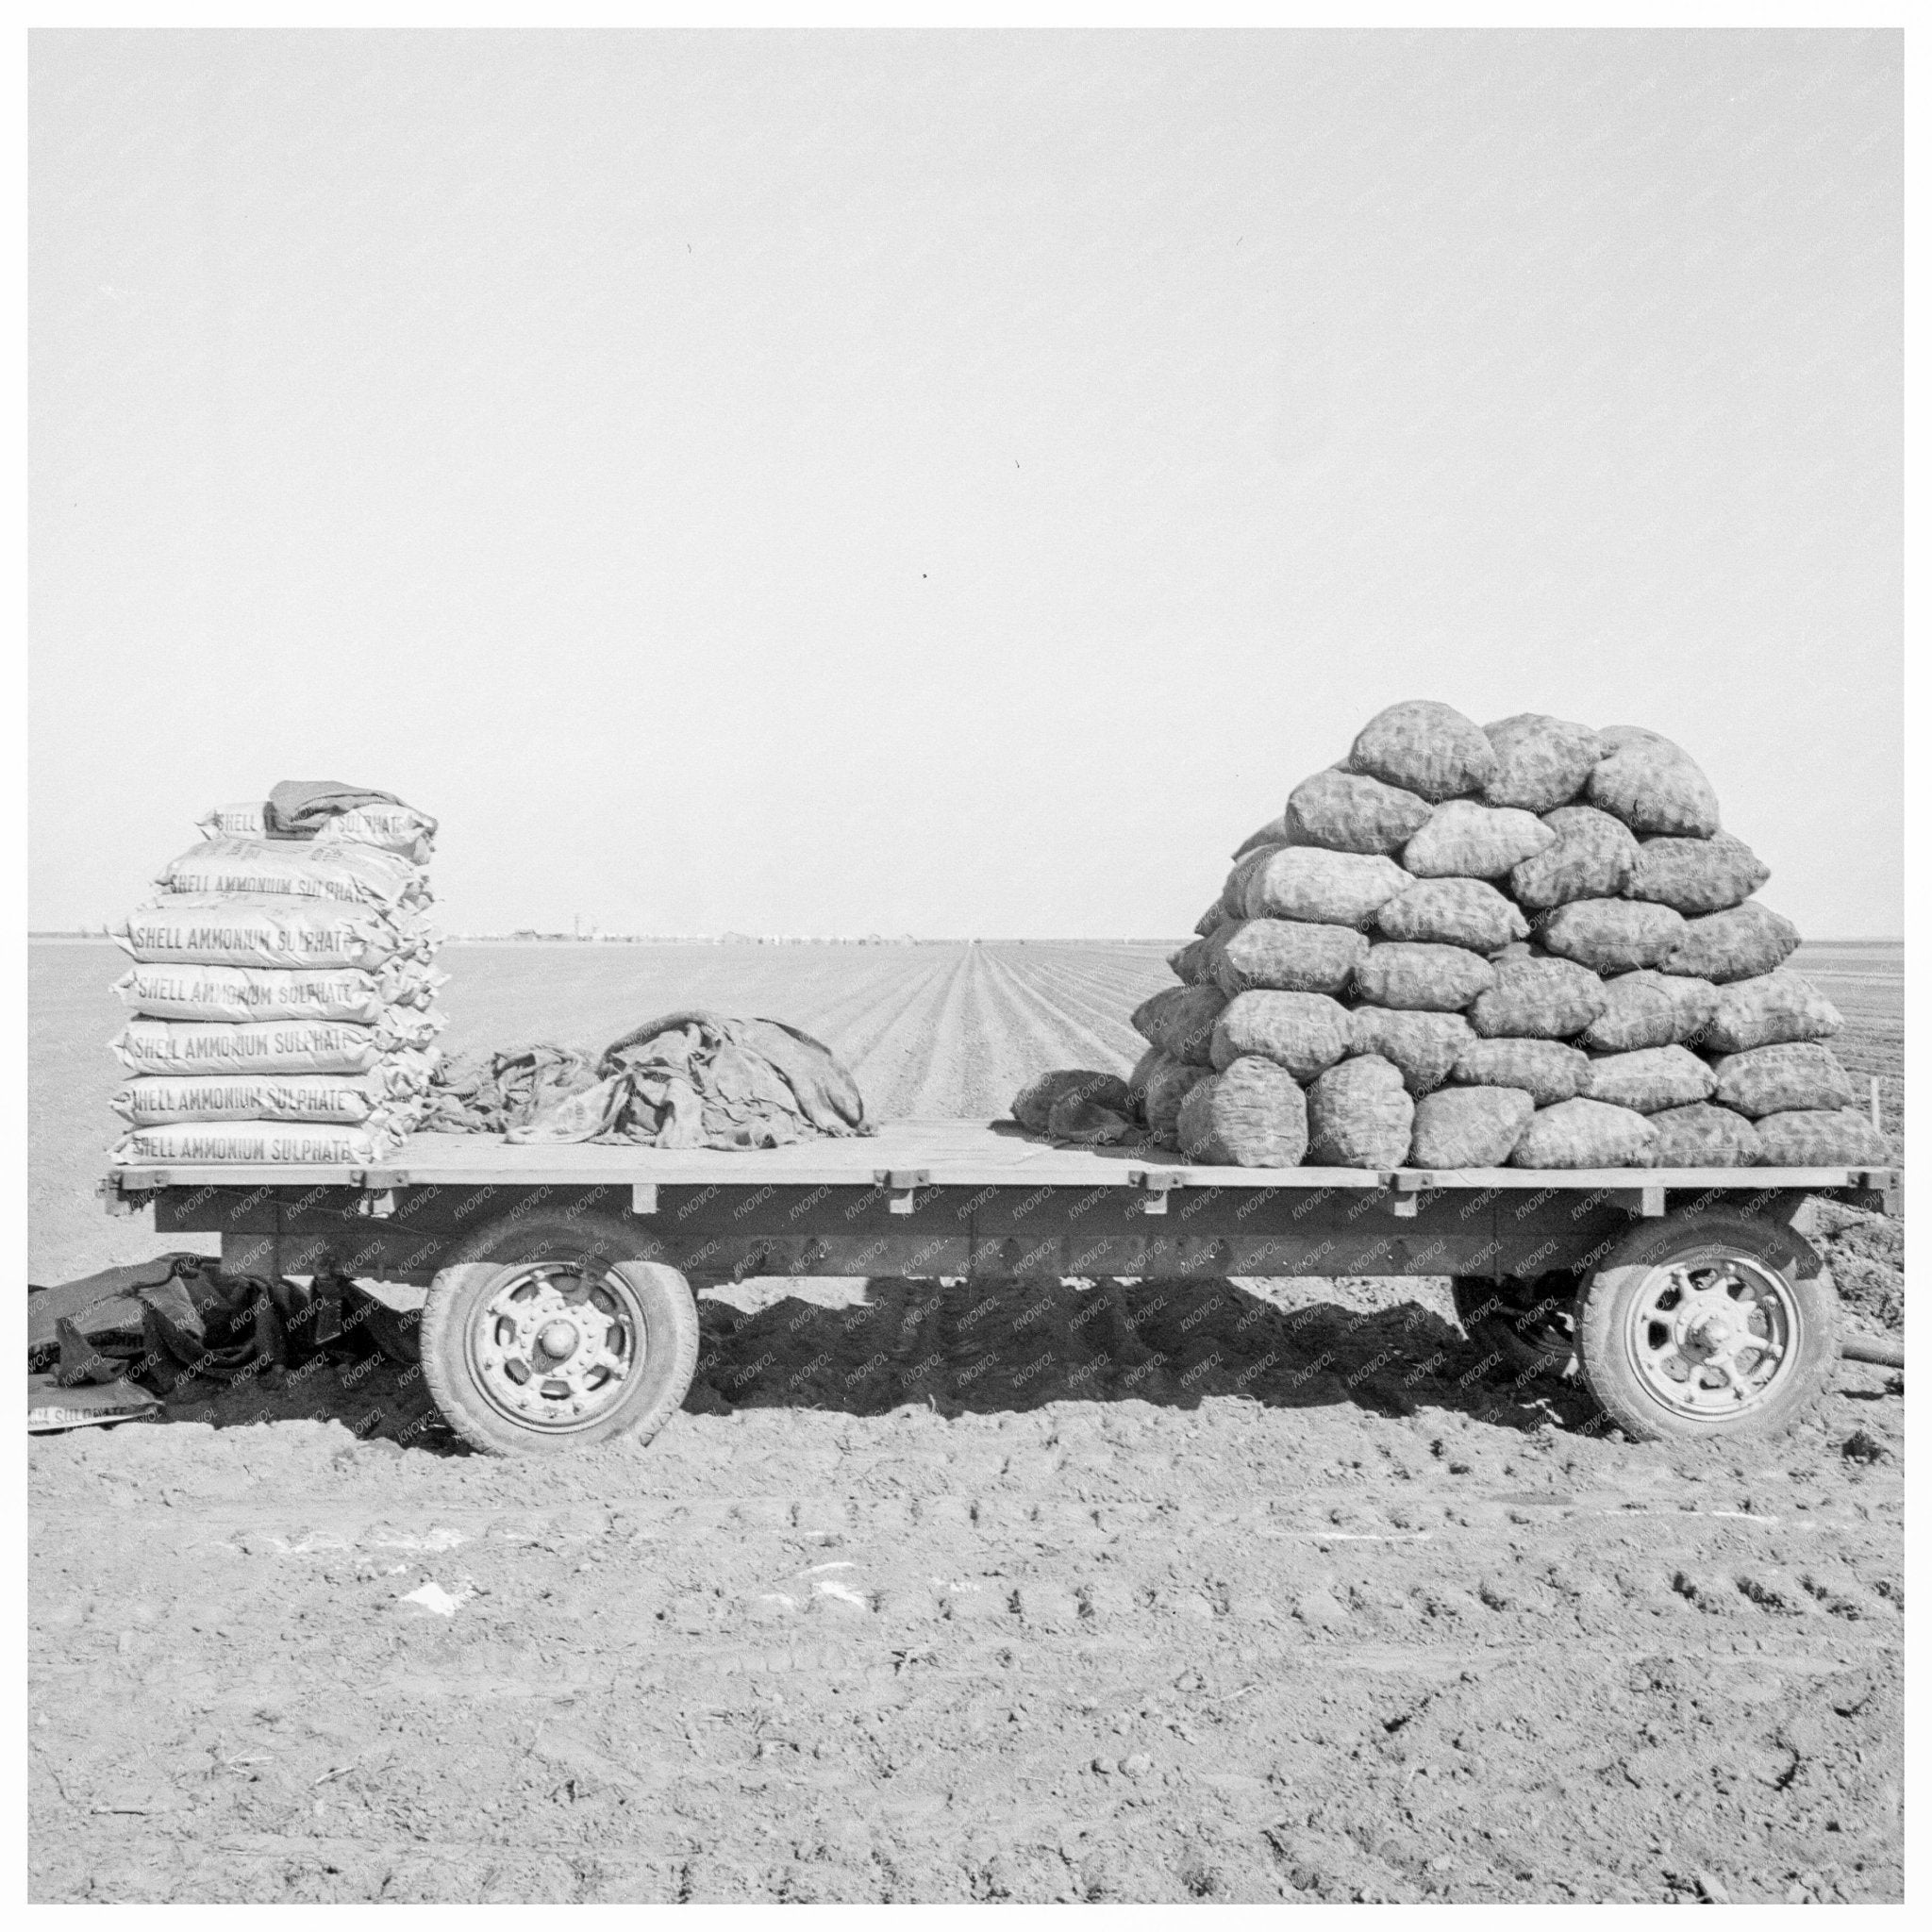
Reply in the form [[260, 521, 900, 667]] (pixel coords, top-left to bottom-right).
[[874, 1170, 930, 1215], [351, 1171, 408, 1219], [1129, 1170, 1189, 1216], [1613, 1186, 1667, 1219], [1382, 1172, 1431, 1219]]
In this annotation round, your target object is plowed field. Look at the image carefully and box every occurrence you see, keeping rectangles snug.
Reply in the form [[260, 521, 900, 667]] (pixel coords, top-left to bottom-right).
[[28, 940, 1905, 1903]]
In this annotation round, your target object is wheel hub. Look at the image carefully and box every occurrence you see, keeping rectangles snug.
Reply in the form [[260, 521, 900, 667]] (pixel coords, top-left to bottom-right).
[[1624, 1251, 1796, 1419], [468, 1263, 644, 1433]]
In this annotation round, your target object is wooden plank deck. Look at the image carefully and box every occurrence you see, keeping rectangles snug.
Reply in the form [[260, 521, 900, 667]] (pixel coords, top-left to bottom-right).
[[108, 1117, 1895, 1196]]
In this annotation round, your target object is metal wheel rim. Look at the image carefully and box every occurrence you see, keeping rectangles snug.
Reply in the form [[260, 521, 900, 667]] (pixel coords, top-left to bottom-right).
[[467, 1262, 646, 1434], [1620, 1246, 1799, 1420]]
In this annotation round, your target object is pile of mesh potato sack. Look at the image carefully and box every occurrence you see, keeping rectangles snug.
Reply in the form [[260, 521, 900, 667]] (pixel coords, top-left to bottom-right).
[[108, 785, 445, 1168], [1014, 703, 1894, 1173]]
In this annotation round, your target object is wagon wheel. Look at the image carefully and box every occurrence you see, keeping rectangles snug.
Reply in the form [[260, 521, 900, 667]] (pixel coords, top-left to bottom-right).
[[421, 1213, 699, 1457], [1450, 1272, 1579, 1381], [1573, 1209, 1840, 1444]]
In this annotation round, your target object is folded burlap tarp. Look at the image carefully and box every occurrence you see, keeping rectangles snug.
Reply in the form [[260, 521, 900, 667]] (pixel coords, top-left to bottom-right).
[[503, 1013, 869, 1151]]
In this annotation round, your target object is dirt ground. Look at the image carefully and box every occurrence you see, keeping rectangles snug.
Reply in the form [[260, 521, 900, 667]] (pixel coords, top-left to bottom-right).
[[28, 940, 1906, 1903]]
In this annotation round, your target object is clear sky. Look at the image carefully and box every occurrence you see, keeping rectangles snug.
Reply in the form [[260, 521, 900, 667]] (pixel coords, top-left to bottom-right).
[[31, 29, 1901, 938]]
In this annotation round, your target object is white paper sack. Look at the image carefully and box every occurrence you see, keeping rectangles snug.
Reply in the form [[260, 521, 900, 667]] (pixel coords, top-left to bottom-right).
[[111, 1070, 431, 1126], [111, 1119, 409, 1167], [158, 837, 427, 911], [199, 801, 438, 863], [112, 960, 449, 1023], [116, 896, 438, 972], [111, 1016, 441, 1078]]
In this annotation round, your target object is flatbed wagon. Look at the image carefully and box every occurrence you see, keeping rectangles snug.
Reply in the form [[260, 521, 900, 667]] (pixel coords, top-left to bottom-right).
[[103, 1123, 1899, 1455]]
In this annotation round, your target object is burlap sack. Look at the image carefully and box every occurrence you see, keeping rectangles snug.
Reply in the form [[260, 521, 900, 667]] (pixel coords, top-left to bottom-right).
[[1167, 936, 1217, 986], [1210, 990, 1352, 1080], [1353, 941, 1495, 1012], [1284, 768, 1434, 855], [1507, 806, 1640, 910], [1581, 970, 1720, 1052], [1701, 970, 1843, 1054], [1222, 844, 1287, 920], [1046, 1091, 1141, 1145], [1144, 1059, 1214, 1147], [1479, 714, 1605, 813], [1539, 898, 1688, 974], [110, 1016, 435, 1079], [1375, 876, 1528, 953], [1709, 1043, 1856, 1119], [110, 1120, 408, 1167], [1648, 1102, 1763, 1169], [1243, 849, 1412, 927], [1582, 1044, 1717, 1114], [1468, 957, 1607, 1039], [1450, 1037, 1591, 1106], [1130, 986, 1227, 1066], [1306, 1055, 1415, 1168], [1625, 832, 1769, 916], [1753, 1108, 1893, 1168], [1401, 801, 1555, 878], [1659, 902, 1800, 984], [1509, 1097, 1658, 1169], [1585, 737, 1722, 838], [1212, 918, 1367, 997], [1408, 1086, 1535, 1168], [112, 959, 443, 1024], [1348, 1008, 1474, 1096], [1176, 1057, 1309, 1167], [1348, 700, 1499, 802], [117, 896, 436, 973], [1195, 904, 1229, 939], [200, 798, 438, 865], [1232, 814, 1288, 860], [1124, 1047, 1168, 1116], [1011, 1069, 1136, 1133], [112, 1071, 423, 1127], [158, 837, 427, 912]]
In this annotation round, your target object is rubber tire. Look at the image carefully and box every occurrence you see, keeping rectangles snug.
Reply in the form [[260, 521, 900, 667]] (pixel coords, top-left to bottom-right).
[[421, 1213, 700, 1457], [1450, 1273, 1579, 1380], [1574, 1208, 1840, 1445]]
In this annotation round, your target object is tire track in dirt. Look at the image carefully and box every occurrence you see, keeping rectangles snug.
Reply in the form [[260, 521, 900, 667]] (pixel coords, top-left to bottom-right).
[[30, 1326, 1906, 1904]]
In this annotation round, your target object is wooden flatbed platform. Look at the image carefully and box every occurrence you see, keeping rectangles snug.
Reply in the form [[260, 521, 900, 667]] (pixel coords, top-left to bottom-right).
[[105, 1117, 1899, 1199], [105, 1121, 1898, 1453]]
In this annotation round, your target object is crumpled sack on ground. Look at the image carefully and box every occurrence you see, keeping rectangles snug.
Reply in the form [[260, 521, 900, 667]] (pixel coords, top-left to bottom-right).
[[27, 1255, 420, 1407], [508, 1011, 870, 1151]]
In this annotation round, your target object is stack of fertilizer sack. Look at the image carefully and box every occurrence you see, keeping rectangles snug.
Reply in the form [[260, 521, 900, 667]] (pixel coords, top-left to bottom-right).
[[1013, 704, 1893, 1172], [108, 783, 445, 1169]]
